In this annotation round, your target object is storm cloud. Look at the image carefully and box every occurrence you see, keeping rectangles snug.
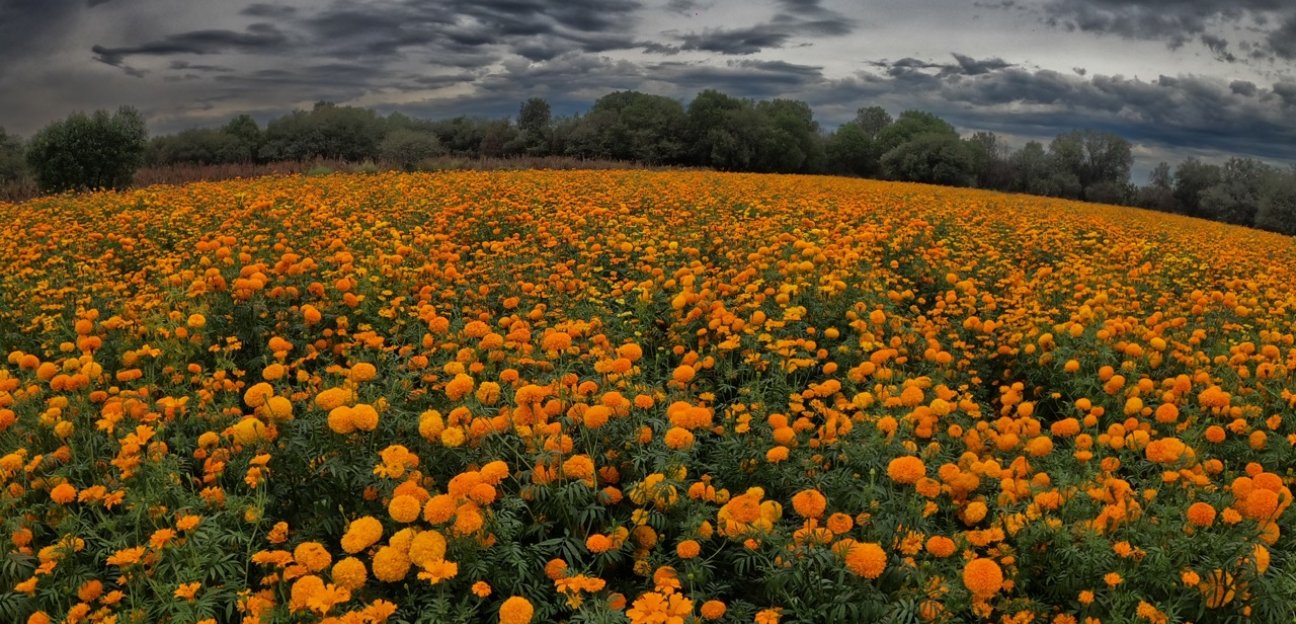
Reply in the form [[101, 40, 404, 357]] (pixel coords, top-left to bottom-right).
[[0, 0, 1293, 177]]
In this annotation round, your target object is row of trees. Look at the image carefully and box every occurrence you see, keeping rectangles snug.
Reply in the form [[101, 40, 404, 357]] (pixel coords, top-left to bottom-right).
[[2, 91, 1294, 234]]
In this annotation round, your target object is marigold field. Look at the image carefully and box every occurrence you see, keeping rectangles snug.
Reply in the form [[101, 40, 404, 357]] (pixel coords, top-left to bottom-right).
[[1, 170, 1295, 624]]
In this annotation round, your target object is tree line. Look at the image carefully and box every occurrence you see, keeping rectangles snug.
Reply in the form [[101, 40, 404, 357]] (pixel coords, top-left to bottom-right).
[[1, 91, 1293, 234]]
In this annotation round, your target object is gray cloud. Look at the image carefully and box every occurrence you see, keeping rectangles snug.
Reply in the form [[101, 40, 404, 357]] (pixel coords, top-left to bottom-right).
[[1025, 0, 1296, 61], [92, 24, 291, 74], [0, 0, 1293, 179]]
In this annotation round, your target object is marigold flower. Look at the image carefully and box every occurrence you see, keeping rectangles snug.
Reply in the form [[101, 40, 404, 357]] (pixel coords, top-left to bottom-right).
[[332, 557, 368, 590], [389, 495, 421, 524], [499, 596, 534, 624], [887, 456, 926, 485], [962, 558, 1004, 599], [791, 489, 827, 519], [342, 516, 383, 554], [1186, 502, 1216, 527], [49, 483, 77, 505], [841, 540, 887, 579], [294, 542, 332, 572]]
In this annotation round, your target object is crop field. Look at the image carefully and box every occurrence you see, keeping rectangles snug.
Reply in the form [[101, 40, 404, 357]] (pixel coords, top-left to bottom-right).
[[0, 170, 1294, 624]]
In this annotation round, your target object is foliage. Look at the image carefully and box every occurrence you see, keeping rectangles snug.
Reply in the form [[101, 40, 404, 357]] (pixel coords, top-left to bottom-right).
[[378, 130, 445, 171], [0, 171, 1294, 624], [24, 107, 147, 193], [0, 128, 25, 184]]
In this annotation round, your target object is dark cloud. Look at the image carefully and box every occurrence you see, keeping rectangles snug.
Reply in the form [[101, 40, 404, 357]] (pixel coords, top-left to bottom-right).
[[674, 1, 855, 55], [951, 53, 1013, 75], [240, 3, 297, 18], [803, 60, 1296, 167], [92, 24, 291, 74], [678, 26, 792, 55], [1023, 0, 1296, 62], [1268, 15, 1296, 59], [1231, 80, 1258, 96]]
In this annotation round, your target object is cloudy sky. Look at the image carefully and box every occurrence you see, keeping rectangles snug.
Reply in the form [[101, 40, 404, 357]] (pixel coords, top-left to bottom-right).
[[2, 0, 1295, 178]]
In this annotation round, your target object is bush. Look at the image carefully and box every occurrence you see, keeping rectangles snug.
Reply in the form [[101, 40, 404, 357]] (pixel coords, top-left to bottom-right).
[[378, 130, 445, 171], [25, 107, 147, 193]]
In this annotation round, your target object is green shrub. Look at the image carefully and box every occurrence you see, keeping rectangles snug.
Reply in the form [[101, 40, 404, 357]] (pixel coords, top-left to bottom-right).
[[25, 107, 147, 193]]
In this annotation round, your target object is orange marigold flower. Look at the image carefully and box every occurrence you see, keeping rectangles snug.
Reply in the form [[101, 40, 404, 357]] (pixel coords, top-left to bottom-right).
[[925, 535, 956, 558], [887, 456, 926, 485], [841, 540, 887, 579], [49, 483, 77, 505], [791, 489, 827, 519], [499, 596, 534, 624], [676, 539, 701, 559], [1186, 502, 1216, 527], [700, 600, 726, 620], [962, 558, 1004, 599]]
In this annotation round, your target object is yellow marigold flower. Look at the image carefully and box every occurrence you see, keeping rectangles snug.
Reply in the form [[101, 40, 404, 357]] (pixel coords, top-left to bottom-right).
[[174, 582, 200, 601], [350, 362, 378, 382], [472, 580, 492, 598], [332, 557, 368, 590], [350, 403, 379, 432], [294, 541, 332, 572], [371, 546, 411, 583], [388, 495, 421, 524], [408, 530, 447, 568]]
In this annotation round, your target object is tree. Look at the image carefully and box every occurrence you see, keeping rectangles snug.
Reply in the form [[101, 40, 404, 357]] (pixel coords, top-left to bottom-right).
[[755, 99, 823, 173], [963, 131, 1013, 190], [148, 128, 249, 165], [880, 133, 976, 187], [854, 106, 892, 137], [379, 129, 444, 170], [478, 120, 520, 158], [1172, 158, 1222, 218], [0, 127, 24, 184], [825, 106, 892, 177], [686, 90, 748, 166], [586, 91, 689, 164], [1046, 130, 1132, 201], [1007, 141, 1052, 195], [1198, 158, 1274, 226], [876, 111, 957, 155], [516, 98, 553, 156], [1254, 169, 1296, 234], [261, 102, 386, 161], [222, 114, 262, 162], [1135, 162, 1178, 212], [26, 107, 147, 193]]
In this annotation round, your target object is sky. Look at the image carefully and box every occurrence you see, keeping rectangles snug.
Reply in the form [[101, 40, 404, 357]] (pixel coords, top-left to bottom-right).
[[2, 0, 1295, 180]]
